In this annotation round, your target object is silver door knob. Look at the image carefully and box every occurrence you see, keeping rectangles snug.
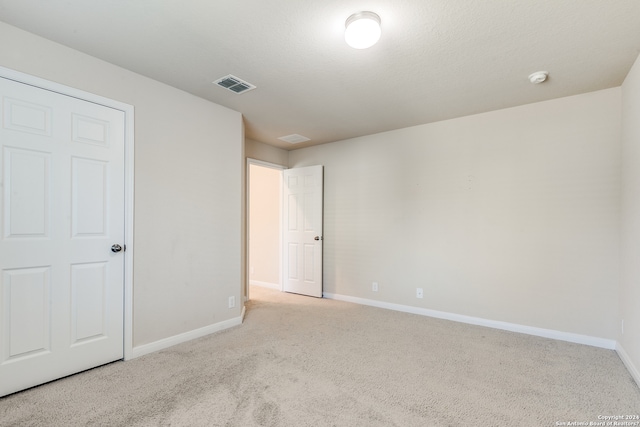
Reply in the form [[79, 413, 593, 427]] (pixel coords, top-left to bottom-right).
[[111, 244, 123, 253], [314, 236, 323, 241]]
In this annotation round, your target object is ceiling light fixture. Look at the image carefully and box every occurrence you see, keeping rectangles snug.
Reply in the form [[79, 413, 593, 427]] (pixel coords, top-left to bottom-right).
[[345, 11, 381, 49]]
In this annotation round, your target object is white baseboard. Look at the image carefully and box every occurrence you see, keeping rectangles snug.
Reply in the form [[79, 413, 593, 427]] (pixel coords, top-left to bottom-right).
[[250, 280, 281, 290], [131, 315, 243, 359], [323, 292, 616, 350], [616, 343, 640, 387]]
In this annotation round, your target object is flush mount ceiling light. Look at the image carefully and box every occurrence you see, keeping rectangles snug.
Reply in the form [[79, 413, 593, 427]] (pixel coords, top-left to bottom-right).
[[528, 71, 549, 84], [345, 11, 381, 49]]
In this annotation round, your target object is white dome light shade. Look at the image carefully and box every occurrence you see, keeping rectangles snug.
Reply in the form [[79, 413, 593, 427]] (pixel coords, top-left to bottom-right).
[[345, 12, 381, 49]]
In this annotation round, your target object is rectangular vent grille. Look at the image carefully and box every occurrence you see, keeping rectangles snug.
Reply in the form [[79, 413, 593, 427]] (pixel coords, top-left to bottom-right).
[[213, 75, 256, 94], [278, 134, 311, 144]]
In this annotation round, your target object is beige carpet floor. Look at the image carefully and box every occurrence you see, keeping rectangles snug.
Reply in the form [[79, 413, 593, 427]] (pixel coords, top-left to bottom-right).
[[1, 286, 639, 426]]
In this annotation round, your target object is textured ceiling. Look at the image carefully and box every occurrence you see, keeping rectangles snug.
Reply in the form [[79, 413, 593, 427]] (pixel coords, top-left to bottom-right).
[[1, 1, 639, 150]]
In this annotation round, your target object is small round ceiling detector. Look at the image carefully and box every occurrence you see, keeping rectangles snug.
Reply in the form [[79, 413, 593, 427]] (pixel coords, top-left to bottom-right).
[[528, 71, 549, 84]]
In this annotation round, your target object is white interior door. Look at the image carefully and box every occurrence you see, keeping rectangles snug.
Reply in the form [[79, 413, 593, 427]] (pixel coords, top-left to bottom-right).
[[0, 76, 125, 397], [283, 165, 323, 297]]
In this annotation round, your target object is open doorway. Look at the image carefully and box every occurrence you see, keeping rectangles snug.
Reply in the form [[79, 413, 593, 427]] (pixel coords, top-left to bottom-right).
[[247, 160, 284, 300]]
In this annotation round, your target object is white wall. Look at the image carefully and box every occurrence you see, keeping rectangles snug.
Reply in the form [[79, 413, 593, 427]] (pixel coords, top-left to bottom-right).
[[290, 88, 621, 340], [620, 54, 640, 381], [0, 22, 243, 348]]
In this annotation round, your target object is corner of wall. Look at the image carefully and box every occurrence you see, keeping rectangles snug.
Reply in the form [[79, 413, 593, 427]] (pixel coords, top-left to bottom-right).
[[617, 342, 640, 387], [620, 52, 640, 389]]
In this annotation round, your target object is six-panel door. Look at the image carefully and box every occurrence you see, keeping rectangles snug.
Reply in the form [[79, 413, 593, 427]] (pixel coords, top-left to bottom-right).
[[283, 165, 323, 298], [0, 77, 125, 397]]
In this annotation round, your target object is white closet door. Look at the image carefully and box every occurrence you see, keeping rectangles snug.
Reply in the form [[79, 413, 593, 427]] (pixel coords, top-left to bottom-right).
[[0, 76, 125, 397]]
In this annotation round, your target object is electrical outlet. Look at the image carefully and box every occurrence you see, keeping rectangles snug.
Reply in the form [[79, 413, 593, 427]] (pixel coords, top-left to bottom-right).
[[372, 282, 379, 292], [416, 288, 423, 299], [228, 296, 236, 309]]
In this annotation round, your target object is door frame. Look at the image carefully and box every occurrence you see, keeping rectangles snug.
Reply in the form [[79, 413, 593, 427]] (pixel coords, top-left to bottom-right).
[[246, 158, 285, 301], [0, 65, 135, 360]]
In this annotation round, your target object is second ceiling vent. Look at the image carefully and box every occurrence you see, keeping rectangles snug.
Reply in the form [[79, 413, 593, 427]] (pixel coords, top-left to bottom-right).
[[213, 74, 256, 94]]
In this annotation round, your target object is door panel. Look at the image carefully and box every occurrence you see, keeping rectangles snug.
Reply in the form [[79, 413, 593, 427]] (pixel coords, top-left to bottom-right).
[[4, 147, 51, 238], [2, 267, 51, 361], [71, 157, 108, 237], [70, 262, 108, 345], [283, 165, 323, 297], [3, 97, 52, 136], [0, 76, 125, 397]]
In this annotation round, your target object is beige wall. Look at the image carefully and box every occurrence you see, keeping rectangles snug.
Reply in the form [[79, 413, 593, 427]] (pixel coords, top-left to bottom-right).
[[621, 54, 640, 378], [0, 22, 244, 348], [290, 88, 621, 340], [249, 165, 282, 286], [246, 138, 288, 167]]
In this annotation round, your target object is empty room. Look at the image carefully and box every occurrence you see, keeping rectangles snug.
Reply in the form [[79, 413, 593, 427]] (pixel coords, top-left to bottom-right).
[[1, 1, 640, 425]]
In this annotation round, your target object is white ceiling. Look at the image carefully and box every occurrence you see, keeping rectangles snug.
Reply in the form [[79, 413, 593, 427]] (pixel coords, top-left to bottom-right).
[[1, 1, 639, 150]]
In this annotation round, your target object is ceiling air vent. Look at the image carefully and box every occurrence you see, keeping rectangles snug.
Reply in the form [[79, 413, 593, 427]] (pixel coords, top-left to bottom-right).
[[213, 74, 256, 94], [278, 134, 311, 144]]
